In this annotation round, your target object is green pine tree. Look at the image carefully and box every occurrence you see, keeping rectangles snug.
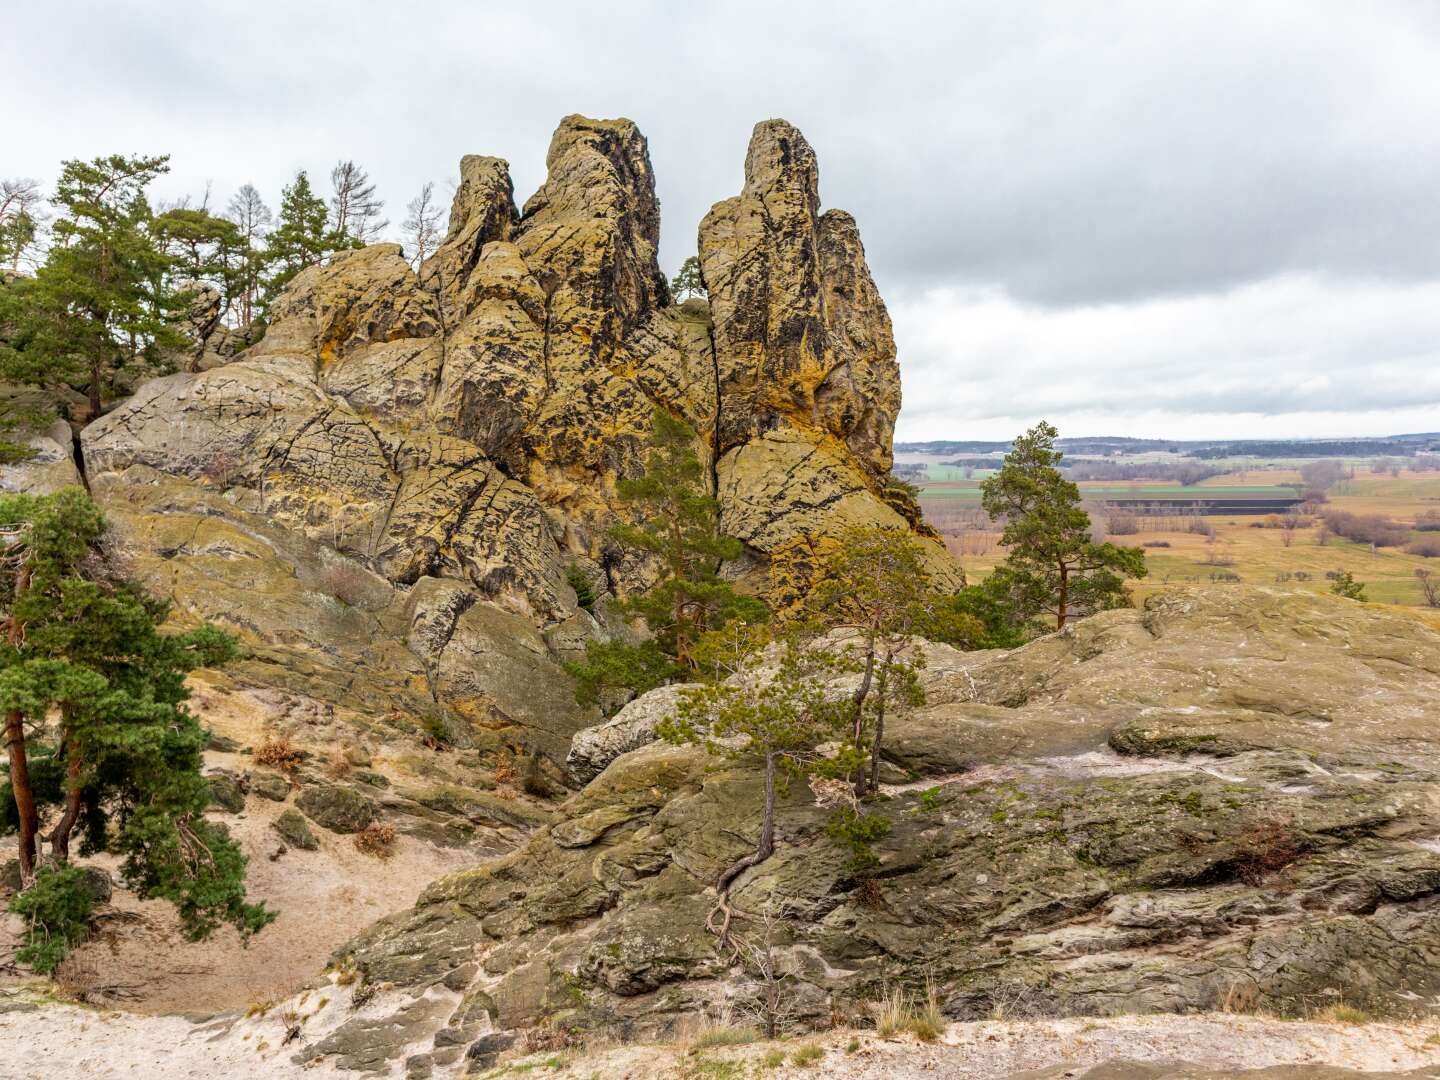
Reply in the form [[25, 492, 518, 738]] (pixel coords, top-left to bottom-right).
[[261, 170, 331, 313], [565, 408, 767, 706], [981, 422, 1146, 629], [670, 255, 706, 300], [0, 155, 185, 418], [809, 526, 982, 794], [0, 488, 272, 972]]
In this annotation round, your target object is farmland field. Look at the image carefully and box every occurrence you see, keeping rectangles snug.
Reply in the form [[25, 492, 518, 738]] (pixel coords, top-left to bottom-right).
[[919, 465, 1440, 611]]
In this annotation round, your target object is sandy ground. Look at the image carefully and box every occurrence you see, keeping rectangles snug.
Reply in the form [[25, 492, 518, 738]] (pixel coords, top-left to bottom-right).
[[4, 1005, 1440, 1079], [0, 683, 476, 1015], [513, 1015, 1440, 1079]]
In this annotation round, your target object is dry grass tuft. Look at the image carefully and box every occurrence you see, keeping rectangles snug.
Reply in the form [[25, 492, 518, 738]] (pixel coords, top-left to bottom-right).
[[352, 822, 397, 859], [254, 734, 303, 773]]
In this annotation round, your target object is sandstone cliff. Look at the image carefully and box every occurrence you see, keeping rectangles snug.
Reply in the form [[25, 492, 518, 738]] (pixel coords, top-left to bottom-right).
[[67, 115, 954, 753]]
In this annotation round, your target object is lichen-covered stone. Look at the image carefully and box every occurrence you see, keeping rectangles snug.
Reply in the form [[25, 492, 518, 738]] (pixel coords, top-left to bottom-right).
[[273, 808, 319, 851], [339, 588, 1440, 1037], [296, 784, 375, 834]]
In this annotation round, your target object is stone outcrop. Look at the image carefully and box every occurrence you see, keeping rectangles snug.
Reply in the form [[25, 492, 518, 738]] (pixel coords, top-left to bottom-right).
[[80, 115, 950, 602], [62, 113, 954, 753], [334, 588, 1440, 1067]]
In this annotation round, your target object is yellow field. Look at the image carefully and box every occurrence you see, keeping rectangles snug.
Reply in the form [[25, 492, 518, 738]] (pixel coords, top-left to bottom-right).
[[923, 468, 1440, 611]]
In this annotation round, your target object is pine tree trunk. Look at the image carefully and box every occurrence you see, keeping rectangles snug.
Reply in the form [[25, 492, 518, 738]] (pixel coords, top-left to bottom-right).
[[715, 751, 778, 895], [868, 667, 889, 794], [1057, 563, 1070, 628], [48, 752, 82, 863], [88, 359, 102, 420], [5, 565, 36, 882], [4, 709, 37, 882]]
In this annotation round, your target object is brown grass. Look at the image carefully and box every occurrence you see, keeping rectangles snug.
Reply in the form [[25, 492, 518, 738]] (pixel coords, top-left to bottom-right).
[[352, 822, 397, 859], [254, 735, 303, 772]]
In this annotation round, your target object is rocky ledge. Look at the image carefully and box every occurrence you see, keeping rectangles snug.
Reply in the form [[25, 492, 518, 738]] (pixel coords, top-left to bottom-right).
[[277, 585, 1440, 1075]]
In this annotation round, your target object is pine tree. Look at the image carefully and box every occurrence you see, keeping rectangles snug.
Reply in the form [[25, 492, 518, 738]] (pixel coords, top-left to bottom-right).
[[670, 255, 705, 300], [809, 526, 981, 793], [262, 170, 330, 311], [0, 179, 45, 272], [565, 408, 767, 707], [658, 623, 851, 945], [153, 207, 244, 367], [401, 182, 444, 271], [981, 422, 1146, 628], [2, 155, 184, 418], [328, 161, 387, 246], [0, 488, 272, 970]]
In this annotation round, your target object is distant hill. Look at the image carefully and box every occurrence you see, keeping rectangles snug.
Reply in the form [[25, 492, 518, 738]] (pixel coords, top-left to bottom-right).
[[896, 433, 1440, 458]]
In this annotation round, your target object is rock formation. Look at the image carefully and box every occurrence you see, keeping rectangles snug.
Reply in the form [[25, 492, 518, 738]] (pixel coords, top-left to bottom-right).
[[68, 114, 954, 753], [324, 587, 1440, 1073]]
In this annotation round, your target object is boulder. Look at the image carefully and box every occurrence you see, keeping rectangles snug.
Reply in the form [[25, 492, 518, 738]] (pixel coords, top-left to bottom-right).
[[565, 683, 699, 783], [206, 772, 246, 813], [297, 784, 375, 834], [273, 808, 319, 851]]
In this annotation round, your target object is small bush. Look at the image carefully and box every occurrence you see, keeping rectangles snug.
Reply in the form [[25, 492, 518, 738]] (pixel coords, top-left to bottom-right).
[[315, 560, 373, 606], [419, 713, 452, 750], [1407, 537, 1440, 558], [761, 1048, 786, 1068], [1106, 511, 1140, 535], [10, 865, 96, 973], [1414, 510, 1440, 532], [1330, 571, 1367, 601], [323, 749, 352, 780], [254, 735, 303, 772], [352, 822, 397, 859], [1315, 1003, 1371, 1024], [1143, 540, 1171, 548], [1234, 815, 1301, 884], [1322, 510, 1410, 548], [565, 563, 597, 613]]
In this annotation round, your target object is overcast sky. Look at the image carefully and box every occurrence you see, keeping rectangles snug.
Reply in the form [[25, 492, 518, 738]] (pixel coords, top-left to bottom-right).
[[8, 1, 1440, 441]]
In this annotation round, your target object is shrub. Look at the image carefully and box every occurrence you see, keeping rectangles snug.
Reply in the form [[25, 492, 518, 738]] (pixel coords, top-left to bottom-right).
[[565, 563, 597, 613], [254, 735, 303, 772], [419, 713, 452, 750], [826, 806, 891, 875], [1106, 511, 1140, 535], [1322, 510, 1410, 548], [9, 865, 96, 973], [352, 822, 397, 859], [1330, 571, 1367, 601], [315, 560, 374, 606], [1143, 540, 1171, 548], [1234, 815, 1301, 884], [1407, 537, 1440, 558], [1415, 510, 1440, 532]]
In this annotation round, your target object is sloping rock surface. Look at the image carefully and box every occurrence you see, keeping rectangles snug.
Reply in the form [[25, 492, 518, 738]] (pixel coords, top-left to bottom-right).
[[332, 587, 1440, 1070]]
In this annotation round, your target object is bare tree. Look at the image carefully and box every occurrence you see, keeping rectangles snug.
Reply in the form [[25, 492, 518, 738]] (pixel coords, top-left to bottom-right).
[[0, 178, 46, 271], [1280, 512, 1304, 548], [731, 897, 800, 1039], [225, 184, 273, 326], [329, 161, 387, 245], [1417, 568, 1440, 609], [401, 182, 444, 271]]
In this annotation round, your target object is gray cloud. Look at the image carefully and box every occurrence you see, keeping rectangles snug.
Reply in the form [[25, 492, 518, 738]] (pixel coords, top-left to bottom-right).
[[7, 0, 1440, 438]]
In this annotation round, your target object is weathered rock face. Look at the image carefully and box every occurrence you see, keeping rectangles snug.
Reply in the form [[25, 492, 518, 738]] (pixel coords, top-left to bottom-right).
[[80, 114, 949, 599], [65, 113, 953, 753], [335, 588, 1440, 1065]]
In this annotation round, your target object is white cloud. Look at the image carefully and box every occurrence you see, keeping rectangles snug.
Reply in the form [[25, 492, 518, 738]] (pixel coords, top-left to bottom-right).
[[892, 275, 1440, 440], [7, 0, 1440, 440]]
